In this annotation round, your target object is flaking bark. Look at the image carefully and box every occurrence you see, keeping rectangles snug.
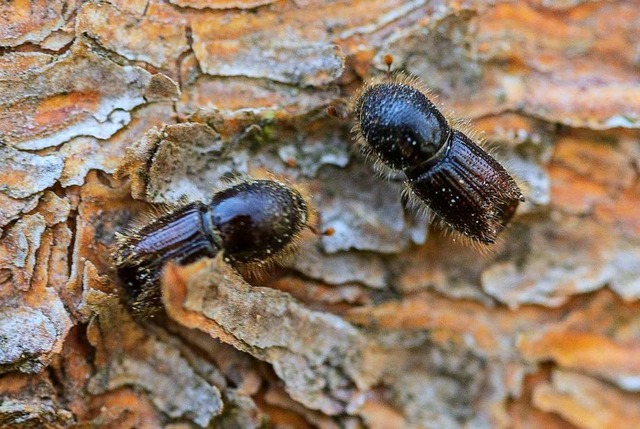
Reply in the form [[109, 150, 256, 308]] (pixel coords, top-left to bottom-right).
[[1, 1, 639, 428]]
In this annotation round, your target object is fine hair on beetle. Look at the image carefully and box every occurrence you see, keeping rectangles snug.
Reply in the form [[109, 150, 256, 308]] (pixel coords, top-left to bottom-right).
[[334, 54, 524, 246], [113, 177, 319, 317]]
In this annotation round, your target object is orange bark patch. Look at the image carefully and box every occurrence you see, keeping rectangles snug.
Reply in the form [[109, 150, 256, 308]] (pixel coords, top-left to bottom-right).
[[0, 0, 76, 47], [77, 2, 189, 71], [170, 0, 276, 9], [593, 186, 640, 238], [34, 91, 100, 129], [533, 370, 640, 429]]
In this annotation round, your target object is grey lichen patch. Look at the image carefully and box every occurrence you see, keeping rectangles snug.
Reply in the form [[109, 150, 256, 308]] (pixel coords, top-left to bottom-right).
[[169, 323, 265, 396], [292, 240, 388, 289], [508, 156, 550, 210], [0, 192, 40, 229], [38, 26, 75, 51], [85, 291, 224, 427], [89, 345, 223, 427], [191, 9, 345, 87], [316, 164, 427, 254], [195, 41, 344, 88], [607, 242, 640, 302], [277, 138, 350, 177], [0, 308, 58, 374], [0, 144, 63, 199], [0, 292, 72, 375], [0, 262, 72, 375]]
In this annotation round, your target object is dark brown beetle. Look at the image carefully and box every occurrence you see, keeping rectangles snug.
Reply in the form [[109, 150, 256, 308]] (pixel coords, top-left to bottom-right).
[[113, 179, 312, 316], [346, 56, 524, 245]]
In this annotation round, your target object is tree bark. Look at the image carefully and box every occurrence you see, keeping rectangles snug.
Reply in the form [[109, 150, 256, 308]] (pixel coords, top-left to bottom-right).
[[1, 1, 639, 428]]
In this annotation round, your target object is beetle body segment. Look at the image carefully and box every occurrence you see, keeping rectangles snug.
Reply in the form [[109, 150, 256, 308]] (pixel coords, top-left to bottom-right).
[[406, 130, 523, 243], [210, 180, 309, 265], [115, 202, 220, 302], [354, 81, 449, 170]]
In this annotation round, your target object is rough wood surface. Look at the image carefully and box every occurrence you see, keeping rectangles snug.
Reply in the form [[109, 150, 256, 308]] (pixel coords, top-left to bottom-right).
[[1, 1, 639, 428]]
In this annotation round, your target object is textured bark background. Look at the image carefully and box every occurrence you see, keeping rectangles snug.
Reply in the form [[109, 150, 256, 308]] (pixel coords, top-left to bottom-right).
[[1, 1, 639, 428]]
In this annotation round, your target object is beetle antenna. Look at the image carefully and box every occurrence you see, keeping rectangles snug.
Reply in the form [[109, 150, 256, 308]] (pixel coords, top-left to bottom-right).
[[383, 54, 394, 79]]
